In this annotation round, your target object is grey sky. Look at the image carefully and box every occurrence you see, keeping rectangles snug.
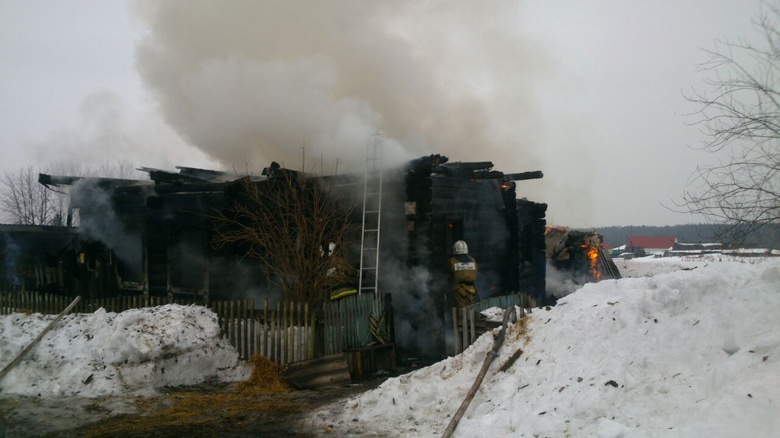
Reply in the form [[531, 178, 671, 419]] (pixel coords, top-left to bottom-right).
[[0, 0, 764, 227]]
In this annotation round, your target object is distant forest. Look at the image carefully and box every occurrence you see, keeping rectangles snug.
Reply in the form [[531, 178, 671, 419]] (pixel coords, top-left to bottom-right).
[[580, 224, 780, 249]]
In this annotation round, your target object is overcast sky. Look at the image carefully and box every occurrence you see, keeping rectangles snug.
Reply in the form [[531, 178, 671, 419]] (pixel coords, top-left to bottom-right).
[[0, 0, 766, 227]]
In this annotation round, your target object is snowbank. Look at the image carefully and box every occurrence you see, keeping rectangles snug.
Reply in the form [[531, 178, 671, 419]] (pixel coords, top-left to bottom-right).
[[304, 258, 780, 437], [0, 304, 250, 398]]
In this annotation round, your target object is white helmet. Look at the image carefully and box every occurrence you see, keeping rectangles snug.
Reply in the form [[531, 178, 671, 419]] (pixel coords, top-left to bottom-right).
[[453, 240, 468, 255]]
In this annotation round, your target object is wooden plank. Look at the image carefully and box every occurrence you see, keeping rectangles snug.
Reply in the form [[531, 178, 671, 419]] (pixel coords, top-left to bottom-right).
[[263, 298, 269, 358], [308, 306, 315, 360], [0, 296, 81, 381], [452, 307, 460, 354], [296, 302, 302, 362], [281, 353, 351, 390], [239, 300, 245, 359], [460, 308, 467, 351], [274, 302, 281, 364], [469, 308, 476, 345], [249, 299, 255, 360]]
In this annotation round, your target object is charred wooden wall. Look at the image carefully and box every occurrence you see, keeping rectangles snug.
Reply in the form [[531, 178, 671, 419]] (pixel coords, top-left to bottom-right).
[[380, 155, 546, 358], [30, 156, 547, 321], [0, 225, 135, 298], [401, 155, 546, 301]]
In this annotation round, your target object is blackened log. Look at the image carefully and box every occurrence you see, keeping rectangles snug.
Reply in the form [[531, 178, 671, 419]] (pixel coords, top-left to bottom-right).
[[472, 170, 506, 179], [435, 161, 494, 177], [148, 170, 209, 184], [175, 166, 229, 182], [505, 171, 543, 181], [152, 182, 229, 194], [38, 174, 144, 189], [405, 154, 449, 173], [261, 161, 308, 180], [441, 161, 494, 172]]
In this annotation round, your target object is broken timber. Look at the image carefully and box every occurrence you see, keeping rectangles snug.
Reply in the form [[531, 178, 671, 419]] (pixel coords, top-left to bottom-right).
[[0, 296, 81, 381], [280, 353, 352, 390], [442, 305, 518, 438]]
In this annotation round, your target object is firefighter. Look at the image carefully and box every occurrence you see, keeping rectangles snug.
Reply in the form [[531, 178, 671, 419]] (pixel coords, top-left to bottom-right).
[[449, 240, 478, 308], [325, 242, 358, 301]]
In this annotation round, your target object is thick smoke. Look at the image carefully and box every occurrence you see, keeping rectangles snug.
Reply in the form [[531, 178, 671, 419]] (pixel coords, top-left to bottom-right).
[[133, 1, 549, 174], [29, 90, 213, 171], [545, 259, 581, 298], [69, 179, 145, 276]]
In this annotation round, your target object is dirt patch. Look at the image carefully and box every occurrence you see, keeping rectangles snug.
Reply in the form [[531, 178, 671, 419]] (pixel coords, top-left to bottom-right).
[[1, 379, 387, 438], [0, 357, 398, 438]]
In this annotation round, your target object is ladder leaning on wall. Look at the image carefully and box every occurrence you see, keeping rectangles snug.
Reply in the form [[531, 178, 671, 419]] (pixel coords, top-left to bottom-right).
[[359, 133, 384, 299]]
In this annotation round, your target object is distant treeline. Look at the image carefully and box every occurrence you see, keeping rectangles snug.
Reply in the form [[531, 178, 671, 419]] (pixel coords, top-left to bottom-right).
[[583, 224, 780, 249]]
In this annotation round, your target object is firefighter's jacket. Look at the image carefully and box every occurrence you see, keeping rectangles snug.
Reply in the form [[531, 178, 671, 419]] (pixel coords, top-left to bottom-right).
[[326, 256, 358, 301], [449, 254, 478, 308]]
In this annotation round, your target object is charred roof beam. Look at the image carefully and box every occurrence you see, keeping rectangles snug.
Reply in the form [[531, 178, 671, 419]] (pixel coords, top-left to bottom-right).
[[505, 171, 543, 181], [38, 174, 147, 190]]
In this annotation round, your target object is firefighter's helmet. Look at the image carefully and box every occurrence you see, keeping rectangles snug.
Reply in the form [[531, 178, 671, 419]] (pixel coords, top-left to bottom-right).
[[453, 240, 468, 255]]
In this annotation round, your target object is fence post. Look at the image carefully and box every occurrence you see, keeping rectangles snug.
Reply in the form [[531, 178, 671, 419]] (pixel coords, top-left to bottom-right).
[[277, 301, 283, 363], [460, 308, 467, 351], [451, 307, 459, 355], [249, 299, 255, 360], [263, 298, 269, 359], [469, 308, 476, 345], [287, 302, 293, 365]]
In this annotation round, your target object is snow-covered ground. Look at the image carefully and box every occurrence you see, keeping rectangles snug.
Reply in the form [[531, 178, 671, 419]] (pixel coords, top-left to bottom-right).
[[304, 256, 780, 437], [0, 305, 250, 399], [1, 256, 779, 437], [613, 255, 706, 278]]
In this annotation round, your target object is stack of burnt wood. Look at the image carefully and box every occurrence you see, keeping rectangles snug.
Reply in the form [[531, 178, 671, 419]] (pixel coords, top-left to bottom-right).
[[545, 227, 621, 285]]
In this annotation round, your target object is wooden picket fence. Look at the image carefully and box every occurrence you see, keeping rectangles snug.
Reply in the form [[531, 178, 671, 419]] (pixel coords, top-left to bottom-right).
[[451, 292, 530, 355], [322, 293, 391, 355], [0, 291, 176, 316], [0, 290, 316, 366], [211, 299, 316, 366]]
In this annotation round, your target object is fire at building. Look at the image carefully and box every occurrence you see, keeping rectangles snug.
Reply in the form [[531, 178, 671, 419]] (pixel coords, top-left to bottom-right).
[[2, 155, 547, 359], [544, 227, 621, 300]]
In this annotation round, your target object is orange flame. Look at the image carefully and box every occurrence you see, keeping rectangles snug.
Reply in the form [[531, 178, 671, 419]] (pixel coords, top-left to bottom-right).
[[581, 243, 601, 282]]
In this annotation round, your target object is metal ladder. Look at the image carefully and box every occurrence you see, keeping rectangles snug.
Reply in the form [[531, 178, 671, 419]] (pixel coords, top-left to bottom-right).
[[359, 133, 384, 298]]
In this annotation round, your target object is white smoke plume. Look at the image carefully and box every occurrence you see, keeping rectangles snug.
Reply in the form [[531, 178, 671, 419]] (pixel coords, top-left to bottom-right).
[[28, 90, 213, 172], [545, 259, 582, 298], [133, 0, 550, 173]]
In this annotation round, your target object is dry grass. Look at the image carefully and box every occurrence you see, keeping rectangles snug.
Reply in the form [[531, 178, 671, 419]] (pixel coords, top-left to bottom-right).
[[72, 355, 296, 437], [237, 353, 291, 394], [506, 309, 531, 344]]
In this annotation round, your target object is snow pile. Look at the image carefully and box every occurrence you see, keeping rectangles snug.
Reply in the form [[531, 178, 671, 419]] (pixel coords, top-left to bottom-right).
[[0, 304, 250, 398], [305, 258, 780, 437]]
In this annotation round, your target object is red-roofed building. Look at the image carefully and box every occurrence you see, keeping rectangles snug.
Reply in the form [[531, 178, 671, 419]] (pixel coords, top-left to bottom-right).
[[627, 236, 676, 255]]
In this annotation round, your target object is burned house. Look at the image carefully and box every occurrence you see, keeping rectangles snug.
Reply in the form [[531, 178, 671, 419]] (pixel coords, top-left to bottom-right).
[[376, 155, 547, 356], [10, 154, 547, 358], [545, 227, 621, 300], [36, 168, 267, 303]]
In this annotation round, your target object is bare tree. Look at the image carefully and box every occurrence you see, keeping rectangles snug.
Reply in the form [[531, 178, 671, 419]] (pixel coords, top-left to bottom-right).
[[211, 165, 358, 304], [0, 167, 58, 225], [683, 2, 780, 242], [1, 160, 145, 226]]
